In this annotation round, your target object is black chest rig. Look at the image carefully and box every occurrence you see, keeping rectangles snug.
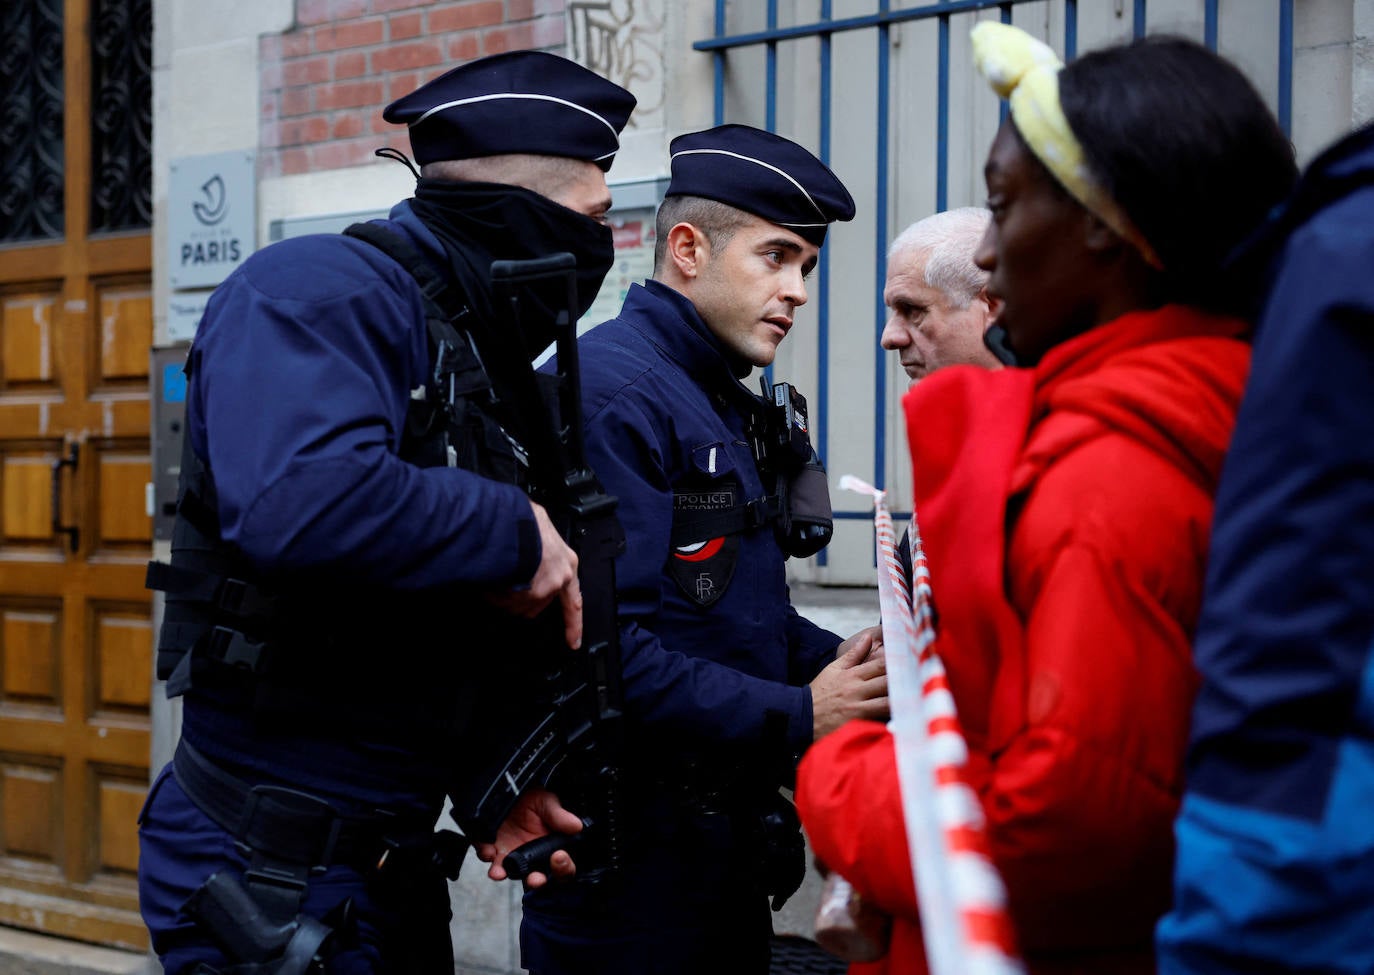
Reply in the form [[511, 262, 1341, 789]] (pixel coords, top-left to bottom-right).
[[354, 222, 542, 492], [145, 224, 542, 733]]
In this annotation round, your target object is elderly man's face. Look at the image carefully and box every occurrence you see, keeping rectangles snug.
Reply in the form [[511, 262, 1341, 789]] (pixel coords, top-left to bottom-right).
[[881, 250, 1000, 385]]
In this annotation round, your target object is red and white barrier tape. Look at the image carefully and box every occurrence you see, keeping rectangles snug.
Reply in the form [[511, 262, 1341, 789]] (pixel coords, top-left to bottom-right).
[[839, 475, 1022, 975]]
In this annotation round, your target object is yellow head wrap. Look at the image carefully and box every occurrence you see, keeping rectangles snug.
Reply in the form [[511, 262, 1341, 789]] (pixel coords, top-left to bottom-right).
[[970, 22, 1163, 269]]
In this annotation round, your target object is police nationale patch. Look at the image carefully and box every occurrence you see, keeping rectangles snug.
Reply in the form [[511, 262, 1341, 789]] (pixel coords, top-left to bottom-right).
[[670, 488, 739, 608]]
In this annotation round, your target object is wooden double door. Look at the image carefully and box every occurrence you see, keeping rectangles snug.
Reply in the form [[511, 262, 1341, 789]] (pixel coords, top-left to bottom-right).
[[0, 0, 154, 950]]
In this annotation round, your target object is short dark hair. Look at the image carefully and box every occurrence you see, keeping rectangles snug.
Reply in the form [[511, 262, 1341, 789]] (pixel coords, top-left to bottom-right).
[[421, 155, 588, 198], [1059, 35, 1297, 314], [652, 195, 753, 273]]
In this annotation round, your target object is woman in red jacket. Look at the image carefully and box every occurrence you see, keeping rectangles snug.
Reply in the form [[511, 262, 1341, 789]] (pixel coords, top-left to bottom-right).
[[796, 25, 1297, 975]]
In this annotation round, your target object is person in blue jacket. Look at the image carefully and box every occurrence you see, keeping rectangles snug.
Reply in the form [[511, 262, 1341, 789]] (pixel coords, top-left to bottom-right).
[[1156, 122, 1374, 973], [138, 52, 635, 975], [511, 125, 888, 975]]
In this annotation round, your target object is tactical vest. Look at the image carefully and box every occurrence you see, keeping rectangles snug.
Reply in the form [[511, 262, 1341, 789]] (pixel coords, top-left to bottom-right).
[[146, 224, 546, 734]]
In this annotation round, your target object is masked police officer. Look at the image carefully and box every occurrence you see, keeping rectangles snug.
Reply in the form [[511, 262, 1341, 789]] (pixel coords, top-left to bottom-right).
[[509, 125, 889, 974], [138, 52, 635, 974]]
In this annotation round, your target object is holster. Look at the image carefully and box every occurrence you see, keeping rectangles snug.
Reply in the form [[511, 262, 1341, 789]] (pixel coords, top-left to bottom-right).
[[748, 792, 807, 912], [172, 739, 468, 973]]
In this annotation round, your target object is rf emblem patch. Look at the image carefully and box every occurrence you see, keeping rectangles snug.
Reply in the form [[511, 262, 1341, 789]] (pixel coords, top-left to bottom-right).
[[669, 489, 740, 608]]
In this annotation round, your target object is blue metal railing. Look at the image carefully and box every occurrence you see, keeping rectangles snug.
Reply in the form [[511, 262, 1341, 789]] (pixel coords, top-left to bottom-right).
[[816, 0, 834, 562], [766, 0, 779, 133], [1279, 0, 1294, 133], [694, 0, 1296, 55], [712, 2, 726, 126], [696, 0, 1295, 526], [872, 6, 891, 519]]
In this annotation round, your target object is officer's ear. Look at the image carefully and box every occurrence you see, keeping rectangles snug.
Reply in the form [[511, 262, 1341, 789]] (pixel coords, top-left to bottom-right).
[[664, 222, 711, 281]]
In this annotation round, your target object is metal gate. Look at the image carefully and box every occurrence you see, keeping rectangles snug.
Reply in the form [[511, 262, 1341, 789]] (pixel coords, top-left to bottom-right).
[[693, 0, 1296, 582]]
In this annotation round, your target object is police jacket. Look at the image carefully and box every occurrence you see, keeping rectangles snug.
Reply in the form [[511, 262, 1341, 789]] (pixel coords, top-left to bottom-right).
[[1157, 123, 1374, 975], [161, 200, 544, 815], [576, 281, 840, 796]]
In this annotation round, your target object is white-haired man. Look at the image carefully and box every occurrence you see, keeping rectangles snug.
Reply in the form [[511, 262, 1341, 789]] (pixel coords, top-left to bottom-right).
[[881, 206, 1002, 383]]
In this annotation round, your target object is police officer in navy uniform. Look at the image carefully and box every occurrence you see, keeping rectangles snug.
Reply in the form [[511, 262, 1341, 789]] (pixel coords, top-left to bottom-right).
[[138, 52, 634, 974], [511, 125, 889, 974]]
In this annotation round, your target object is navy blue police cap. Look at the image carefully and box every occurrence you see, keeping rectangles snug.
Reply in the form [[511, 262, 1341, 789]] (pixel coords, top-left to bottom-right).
[[383, 51, 636, 170], [666, 124, 856, 245]]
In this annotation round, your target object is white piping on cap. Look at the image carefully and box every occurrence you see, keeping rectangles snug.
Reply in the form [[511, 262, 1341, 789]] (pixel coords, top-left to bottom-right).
[[415, 92, 620, 146], [670, 147, 828, 220]]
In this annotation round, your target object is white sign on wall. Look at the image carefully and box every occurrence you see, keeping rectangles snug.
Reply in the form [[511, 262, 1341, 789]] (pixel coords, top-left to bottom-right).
[[167, 292, 212, 343], [168, 151, 256, 290]]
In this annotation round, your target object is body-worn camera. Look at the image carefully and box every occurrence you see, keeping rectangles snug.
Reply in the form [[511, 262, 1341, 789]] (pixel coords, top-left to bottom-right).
[[761, 379, 814, 473], [754, 379, 833, 559]]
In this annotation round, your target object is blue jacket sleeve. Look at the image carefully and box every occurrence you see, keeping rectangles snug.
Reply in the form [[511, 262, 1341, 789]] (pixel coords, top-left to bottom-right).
[[1157, 186, 1374, 974], [187, 234, 539, 590], [786, 602, 841, 685], [585, 384, 818, 753]]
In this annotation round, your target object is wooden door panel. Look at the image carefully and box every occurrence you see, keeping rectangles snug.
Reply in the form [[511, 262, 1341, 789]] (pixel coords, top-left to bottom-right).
[[2, 606, 62, 703], [95, 285, 152, 384], [94, 448, 152, 550], [1, 292, 59, 387], [1, 763, 61, 864], [91, 608, 151, 714], [92, 771, 144, 876], [1, 450, 60, 545]]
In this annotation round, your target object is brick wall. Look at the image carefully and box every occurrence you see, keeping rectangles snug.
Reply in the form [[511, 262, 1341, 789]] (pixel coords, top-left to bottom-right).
[[260, 0, 568, 177]]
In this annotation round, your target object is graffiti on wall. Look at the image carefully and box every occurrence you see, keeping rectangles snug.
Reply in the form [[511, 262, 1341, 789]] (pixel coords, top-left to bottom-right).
[[569, 0, 666, 127]]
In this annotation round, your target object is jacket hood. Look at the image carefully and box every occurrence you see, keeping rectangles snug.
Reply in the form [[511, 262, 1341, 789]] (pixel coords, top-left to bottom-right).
[[1021, 305, 1251, 496]]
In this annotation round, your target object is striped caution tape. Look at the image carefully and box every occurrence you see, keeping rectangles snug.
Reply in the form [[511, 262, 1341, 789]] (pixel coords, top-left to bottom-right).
[[838, 474, 1023, 975]]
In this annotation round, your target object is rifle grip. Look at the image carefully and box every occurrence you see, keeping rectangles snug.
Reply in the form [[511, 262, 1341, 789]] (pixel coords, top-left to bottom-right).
[[503, 832, 579, 881]]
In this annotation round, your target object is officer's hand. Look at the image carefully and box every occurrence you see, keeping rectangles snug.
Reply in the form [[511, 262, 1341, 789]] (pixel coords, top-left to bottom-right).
[[489, 501, 583, 649], [860, 625, 884, 663], [476, 788, 583, 888], [809, 626, 888, 740]]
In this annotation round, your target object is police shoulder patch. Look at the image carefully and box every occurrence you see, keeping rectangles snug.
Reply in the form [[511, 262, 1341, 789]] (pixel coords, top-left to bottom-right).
[[669, 487, 740, 608]]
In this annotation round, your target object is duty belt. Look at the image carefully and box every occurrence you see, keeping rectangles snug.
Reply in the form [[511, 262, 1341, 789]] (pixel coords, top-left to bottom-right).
[[642, 762, 767, 818], [172, 738, 466, 882]]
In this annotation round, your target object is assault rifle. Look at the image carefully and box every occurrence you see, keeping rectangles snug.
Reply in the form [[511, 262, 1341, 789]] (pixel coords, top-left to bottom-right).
[[449, 253, 627, 882]]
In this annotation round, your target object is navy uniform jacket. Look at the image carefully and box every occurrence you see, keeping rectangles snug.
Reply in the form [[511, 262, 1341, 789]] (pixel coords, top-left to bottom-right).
[[1157, 125, 1374, 973], [577, 281, 840, 779], [179, 200, 541, 814]]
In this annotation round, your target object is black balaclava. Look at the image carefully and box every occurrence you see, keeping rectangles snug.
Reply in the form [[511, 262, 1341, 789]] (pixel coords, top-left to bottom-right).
[[410, 178, 614, 357]]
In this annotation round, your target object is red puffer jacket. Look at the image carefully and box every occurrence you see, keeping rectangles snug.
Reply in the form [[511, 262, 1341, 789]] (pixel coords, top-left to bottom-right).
[[797, 306, 1250, 975]]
